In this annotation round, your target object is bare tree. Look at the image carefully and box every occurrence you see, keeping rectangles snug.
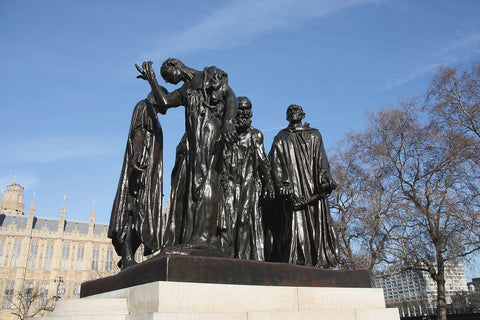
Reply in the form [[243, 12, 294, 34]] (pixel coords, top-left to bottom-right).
[[9, 287, 55, 320], [427, 61, 480, 146], [330, 61, 480, 320], [368, 102, 480, 319], [330, 131, 401, 274]]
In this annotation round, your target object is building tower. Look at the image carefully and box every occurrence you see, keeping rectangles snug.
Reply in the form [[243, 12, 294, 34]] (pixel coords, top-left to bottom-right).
[[0, 173, 25, 215]]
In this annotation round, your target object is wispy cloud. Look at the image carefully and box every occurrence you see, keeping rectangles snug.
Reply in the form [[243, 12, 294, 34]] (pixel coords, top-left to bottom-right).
[[1, 136, 120, 164], [141, 0, 384, 60], [384, 63, 440, 91], [384, 31, 480, 90], [437, 32, 480, 57]]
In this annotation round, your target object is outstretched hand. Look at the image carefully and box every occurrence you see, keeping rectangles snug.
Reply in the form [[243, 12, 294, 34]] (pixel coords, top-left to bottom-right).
[[135, 61, 156, 81]]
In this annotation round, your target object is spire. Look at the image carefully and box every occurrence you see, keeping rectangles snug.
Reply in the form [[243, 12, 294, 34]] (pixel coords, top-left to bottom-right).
[[13, 172, 17, 185], [58, 196, 66, 233], [28, 192, 36, 214], [27, 192, 36, 227], [88, 200, 95, 234], [60, 196, 66, 216]]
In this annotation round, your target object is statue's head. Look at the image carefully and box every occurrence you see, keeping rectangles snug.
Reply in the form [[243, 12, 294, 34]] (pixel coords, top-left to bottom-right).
[[203, 66, 228, 91], [286, 104, 305, 123], [236, 96, 253, 132], [160, 58, 186, 84], [238, 96, 252, 110]]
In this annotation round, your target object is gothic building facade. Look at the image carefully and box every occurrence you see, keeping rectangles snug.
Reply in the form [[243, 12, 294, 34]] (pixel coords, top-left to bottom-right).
[[0, 176, 144, 319]]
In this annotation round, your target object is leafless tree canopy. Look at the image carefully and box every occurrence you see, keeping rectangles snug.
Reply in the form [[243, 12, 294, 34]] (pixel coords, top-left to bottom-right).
[[9, 288, 55, 320], [330, 61, 480, 320]]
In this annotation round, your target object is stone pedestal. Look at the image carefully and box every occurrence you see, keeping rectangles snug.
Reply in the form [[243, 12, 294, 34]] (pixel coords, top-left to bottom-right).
[[34, 255, 399, 319], [36, 281, 399, 320]]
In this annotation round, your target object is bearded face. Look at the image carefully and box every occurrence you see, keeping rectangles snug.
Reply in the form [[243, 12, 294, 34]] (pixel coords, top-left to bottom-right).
[[236, 109, 252, 133]]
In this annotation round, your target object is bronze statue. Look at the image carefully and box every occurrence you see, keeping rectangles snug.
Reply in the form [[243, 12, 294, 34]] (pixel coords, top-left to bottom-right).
[[110, 58, 341, 271], [136, 59, 237, 251], [267, 104, 339, 268], [219, 97, 275, 260], [108, 92, 164, 270]]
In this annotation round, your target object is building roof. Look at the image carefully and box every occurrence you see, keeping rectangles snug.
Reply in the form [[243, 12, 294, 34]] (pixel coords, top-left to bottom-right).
[[93, 224, 108, 235], [65, 220, 89, 233], [33, 217, 59, 231], [0, 213, 108, 235], [0, 214, 28, 229]]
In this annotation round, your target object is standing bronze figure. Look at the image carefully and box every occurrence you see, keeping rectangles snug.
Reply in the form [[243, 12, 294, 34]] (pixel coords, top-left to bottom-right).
[[136, 59, 237, 251], [220, 97, 275, 260], [108, 92, 164, 270], [268, 104, 339, 268]]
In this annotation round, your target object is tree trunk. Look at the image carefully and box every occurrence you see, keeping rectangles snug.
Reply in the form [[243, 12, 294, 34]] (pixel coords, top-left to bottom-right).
[[436, 258, 447, 320]]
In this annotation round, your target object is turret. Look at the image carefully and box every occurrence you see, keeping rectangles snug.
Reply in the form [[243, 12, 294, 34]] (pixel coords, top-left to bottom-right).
[[0, 173, 25, 215]]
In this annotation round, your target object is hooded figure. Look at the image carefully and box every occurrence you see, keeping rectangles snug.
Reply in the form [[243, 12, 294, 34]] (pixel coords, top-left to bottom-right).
[[108, 92, 164, 270]]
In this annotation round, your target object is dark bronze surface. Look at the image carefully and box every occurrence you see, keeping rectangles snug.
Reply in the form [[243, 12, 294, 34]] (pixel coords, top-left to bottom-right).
[[109, 59, 342, 271], [137, 60, 238, 251], [80, 253, 370, 298], [108, 94, 164, 270], [265, 104, 339, 268], [218, 96, 274, 260]]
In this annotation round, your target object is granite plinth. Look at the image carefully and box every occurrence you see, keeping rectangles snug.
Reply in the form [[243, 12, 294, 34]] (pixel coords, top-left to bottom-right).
[[81, 253, 370, 297]]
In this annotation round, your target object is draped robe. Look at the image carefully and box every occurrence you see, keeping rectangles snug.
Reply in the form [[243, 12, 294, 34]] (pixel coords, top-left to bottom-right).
[[221, 127, 270, 260], [269, 124, 338, 268], [108, 96, 163, 256], [163, 72, 232, 248]]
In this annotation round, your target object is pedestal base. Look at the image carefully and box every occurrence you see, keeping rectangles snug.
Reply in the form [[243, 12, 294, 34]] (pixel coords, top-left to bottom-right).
[[81, 254, 370, 297], [37, 281, 400, 320], [35, 255, 399, 319]]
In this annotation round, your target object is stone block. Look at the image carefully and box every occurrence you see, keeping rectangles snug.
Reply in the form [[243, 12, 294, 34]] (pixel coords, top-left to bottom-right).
[[297, 287, 386, 310], [129, 281, 298, 314]]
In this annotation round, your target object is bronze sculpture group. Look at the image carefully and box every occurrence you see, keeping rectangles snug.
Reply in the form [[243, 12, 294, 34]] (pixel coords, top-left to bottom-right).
[[108, 58, 339, 270]]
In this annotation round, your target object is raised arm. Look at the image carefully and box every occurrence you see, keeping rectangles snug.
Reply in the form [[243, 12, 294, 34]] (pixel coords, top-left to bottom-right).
[[136, 61, 182, 110]]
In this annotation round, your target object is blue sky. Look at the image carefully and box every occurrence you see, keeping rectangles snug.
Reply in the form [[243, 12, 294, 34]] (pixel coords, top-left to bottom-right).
[[1, 0, 479, 277]]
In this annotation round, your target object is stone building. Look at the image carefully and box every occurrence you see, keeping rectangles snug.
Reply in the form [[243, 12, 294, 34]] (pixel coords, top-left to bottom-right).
[[372, 263, 468, 317], [0, 176, 145, 320]]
